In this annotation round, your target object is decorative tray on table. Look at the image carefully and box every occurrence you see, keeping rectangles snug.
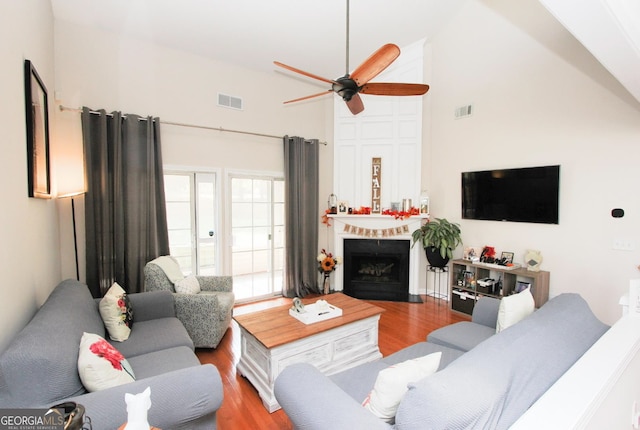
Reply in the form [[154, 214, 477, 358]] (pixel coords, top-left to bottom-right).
[[289, 299, 343, 325]]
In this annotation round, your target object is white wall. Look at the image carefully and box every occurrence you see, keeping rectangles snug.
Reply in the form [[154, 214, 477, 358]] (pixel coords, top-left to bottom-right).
[[425, 0, 640, 325], [53, 20, 333, 280], [0, 0, 62, 351]]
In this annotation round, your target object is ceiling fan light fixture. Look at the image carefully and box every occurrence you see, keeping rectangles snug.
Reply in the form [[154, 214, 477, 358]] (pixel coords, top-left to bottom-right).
[[273, 0, 430, 115], [333, 77, 359, 101]]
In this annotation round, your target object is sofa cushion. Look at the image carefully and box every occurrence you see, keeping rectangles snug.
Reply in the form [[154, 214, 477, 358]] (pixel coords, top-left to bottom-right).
[[395, 293, 609, 430], [0, 280, 105, 407], [78, 332, 136, 392], [111, 317, 194, 358], [330, 342, 464, 404], [496, 287, 535, 333], [363, 352, 441, 423], [427, 321, 496, 352], [99, 282, 134, 341], [127, 346, 201, 379]]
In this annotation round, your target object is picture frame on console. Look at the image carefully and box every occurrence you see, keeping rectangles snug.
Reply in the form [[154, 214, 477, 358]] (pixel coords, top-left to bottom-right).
[[500, 252, 514, 265], [338, 201, 348, 213], [24, 59, 51, 199]]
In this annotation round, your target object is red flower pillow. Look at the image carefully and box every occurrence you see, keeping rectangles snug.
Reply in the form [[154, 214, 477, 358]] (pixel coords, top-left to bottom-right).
[[99, 282, 134, 341], [78, 332, 135, 392]]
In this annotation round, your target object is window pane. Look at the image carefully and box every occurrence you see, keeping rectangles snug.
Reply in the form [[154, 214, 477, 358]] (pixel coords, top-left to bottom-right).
[[253, 250, 269, 272], [166, 202, 191, 230], [232, 202, 253, 227], [232, 178, 253, 202], [164, 175, 190, 202], [274, 202, 284, 226], [274, 179, 284, 203], [232, 251, 253, 276], [199, 243, 216, 275], [232, 227, 253, 252], [197, 180, 215, 239], [253, 180, 270, 202], [253, 227, 270, 250], [273, 226, 284, 248], [253, 203, 270, 227]]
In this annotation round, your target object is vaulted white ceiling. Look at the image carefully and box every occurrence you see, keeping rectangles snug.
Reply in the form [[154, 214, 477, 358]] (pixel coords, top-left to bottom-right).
[[50, 0, 467, 81], [50, 0, 640, 103]]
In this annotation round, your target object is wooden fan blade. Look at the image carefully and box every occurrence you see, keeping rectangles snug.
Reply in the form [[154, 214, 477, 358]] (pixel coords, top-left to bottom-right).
[[346, 93, 364, 115], [274, 61, 337, 85], [350, 44, 401, 86], [283, 90, 333, 104], [360, 82, 430, 96]]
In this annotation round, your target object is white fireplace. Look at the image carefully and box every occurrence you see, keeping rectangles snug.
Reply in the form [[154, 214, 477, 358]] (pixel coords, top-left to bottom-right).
[[329, 214, 429, 297]]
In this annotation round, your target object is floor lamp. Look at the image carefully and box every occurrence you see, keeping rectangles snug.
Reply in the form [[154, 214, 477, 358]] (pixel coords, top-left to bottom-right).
[[58, 191, 85, 281]]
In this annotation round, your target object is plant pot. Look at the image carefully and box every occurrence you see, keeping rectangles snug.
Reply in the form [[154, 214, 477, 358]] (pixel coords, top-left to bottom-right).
[[425, 247, 449, 268]]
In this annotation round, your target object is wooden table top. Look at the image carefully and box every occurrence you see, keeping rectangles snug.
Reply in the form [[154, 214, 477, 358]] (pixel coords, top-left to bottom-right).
[[233, 293, 385, 349]]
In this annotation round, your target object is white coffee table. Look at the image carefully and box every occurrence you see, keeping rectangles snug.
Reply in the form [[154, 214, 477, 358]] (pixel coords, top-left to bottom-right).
[[233, 293, 384, 412]]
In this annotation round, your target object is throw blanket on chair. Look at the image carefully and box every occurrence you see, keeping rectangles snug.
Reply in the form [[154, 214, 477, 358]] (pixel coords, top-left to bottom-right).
[[149, 256, 184, 284]]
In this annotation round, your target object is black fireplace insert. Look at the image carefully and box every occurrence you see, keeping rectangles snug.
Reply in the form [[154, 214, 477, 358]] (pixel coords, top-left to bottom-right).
[[343, 238, 410, 301]]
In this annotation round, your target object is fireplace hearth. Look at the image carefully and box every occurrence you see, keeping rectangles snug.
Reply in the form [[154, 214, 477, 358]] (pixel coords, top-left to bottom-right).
[[343, 239, 412, 302]]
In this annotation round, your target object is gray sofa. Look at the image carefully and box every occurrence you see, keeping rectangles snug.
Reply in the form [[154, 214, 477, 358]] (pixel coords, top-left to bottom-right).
[[0, 279, 223, 430], [274, 293, 609, 429]]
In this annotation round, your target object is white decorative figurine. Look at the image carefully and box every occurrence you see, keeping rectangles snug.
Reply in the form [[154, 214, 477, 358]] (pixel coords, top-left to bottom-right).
[[123, 387, 152, 430], [524, 250, 543, 272]]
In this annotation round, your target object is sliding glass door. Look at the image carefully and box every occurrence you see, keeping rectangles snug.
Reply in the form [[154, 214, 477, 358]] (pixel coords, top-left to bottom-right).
[[230, 175, 284, 301]]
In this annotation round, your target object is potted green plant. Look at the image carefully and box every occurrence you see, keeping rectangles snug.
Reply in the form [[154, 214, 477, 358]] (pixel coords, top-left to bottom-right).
[[411, 218, 462, 267]]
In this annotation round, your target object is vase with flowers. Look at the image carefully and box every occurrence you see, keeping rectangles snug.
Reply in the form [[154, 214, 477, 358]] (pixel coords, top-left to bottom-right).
[[317, 249, 341, 294]]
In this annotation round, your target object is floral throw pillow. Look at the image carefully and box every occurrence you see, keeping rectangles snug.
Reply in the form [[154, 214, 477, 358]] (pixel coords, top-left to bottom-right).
[[99, 282, 134, 341], [77, 332, 135, 392]]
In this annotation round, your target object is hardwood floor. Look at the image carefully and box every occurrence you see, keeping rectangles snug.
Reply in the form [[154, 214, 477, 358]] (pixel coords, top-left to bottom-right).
[[196, 294, 469, 430]]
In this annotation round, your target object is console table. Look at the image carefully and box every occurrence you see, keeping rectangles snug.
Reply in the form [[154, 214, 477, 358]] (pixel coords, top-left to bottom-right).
[[450, 259, 550, 316]]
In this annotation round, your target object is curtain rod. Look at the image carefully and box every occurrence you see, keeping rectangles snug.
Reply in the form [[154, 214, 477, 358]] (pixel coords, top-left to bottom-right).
[[58, 105, 327, 145]]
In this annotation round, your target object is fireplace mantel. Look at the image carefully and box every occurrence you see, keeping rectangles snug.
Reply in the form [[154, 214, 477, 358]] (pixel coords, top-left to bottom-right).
[[329, 214, 428, 296]]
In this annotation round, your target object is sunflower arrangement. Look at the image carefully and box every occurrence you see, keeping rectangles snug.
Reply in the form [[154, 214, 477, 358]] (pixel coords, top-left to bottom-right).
[[317, 249, 341, 274]]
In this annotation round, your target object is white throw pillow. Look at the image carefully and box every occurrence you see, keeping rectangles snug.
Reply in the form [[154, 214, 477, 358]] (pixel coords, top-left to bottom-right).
[[362, 352, 442, 423], [99, 282, 133, 341], [78, 332, 135, 392], [496, 287, 535, 333], [174, 275, 201, 294]]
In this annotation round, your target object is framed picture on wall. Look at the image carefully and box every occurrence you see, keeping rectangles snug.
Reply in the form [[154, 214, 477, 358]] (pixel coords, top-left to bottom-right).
[[24, 59, 51, 198]]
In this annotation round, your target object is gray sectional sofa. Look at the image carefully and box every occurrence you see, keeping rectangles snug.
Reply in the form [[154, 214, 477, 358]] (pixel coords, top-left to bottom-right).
[[274, 293, 609, 429], [0, 279, 223, 430]]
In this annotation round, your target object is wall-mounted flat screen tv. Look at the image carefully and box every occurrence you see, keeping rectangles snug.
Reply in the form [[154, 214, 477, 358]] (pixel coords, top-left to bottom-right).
[[462, 165, 560, 224]]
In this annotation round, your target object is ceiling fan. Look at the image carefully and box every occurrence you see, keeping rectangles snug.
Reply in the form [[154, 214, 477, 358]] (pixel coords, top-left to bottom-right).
[[274, 0, 430, 115]]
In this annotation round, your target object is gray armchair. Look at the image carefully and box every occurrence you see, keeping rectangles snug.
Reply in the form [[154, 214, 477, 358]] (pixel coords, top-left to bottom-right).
[[144, 257, 234, 348]]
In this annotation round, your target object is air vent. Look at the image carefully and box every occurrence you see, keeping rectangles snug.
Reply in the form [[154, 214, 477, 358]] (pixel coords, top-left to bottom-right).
[[217, 93, 243, 110], [454, 104, 473, 119]]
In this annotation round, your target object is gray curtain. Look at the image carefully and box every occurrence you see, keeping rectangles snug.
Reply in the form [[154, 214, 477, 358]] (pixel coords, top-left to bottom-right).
[[82, 107, 170, 297], [283, 136, 320, 297]]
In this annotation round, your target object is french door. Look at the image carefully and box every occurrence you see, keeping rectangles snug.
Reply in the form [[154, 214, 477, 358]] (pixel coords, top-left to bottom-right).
[[164, 172, 219, 275], [230, 175, 284, 301]]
